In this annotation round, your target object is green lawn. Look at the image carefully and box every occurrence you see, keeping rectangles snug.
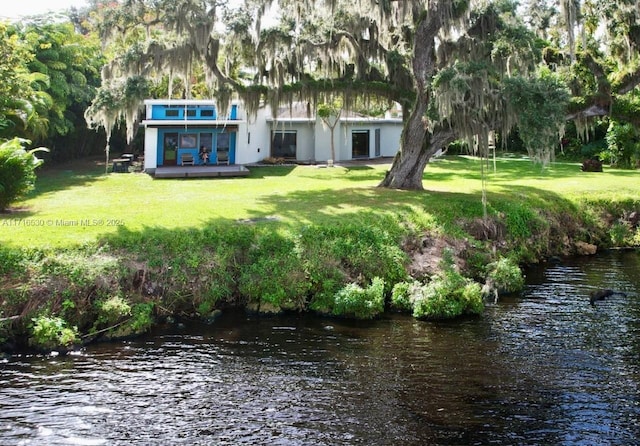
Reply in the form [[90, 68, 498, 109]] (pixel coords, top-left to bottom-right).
[[2, 155, 639, 248]]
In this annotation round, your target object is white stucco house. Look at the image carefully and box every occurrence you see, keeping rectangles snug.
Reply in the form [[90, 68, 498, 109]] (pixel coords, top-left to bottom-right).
[[141, 99, 403, 176]]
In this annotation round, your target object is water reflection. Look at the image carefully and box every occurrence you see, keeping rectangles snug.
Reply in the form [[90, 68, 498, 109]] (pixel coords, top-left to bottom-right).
[[1, 251, 639, 445]]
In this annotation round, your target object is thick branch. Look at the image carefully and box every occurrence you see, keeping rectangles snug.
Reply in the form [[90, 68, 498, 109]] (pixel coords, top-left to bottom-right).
[[565, 52, 640, 121], [205, 37, 242, 90], [614, 68, 640, 95]]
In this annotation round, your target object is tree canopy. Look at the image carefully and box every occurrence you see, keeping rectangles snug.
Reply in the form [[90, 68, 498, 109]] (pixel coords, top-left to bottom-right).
[[0, 18, 104, 160], [13, 0, 640, 185]]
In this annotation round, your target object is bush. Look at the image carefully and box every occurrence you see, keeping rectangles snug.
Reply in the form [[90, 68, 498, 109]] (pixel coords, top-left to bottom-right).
[[390, 280, 421, 312], [0, 138, 48, 211], [332, 277, 385, 319], [129, 302, 154, 333], [96, 295, 131, 326], [413, 274, 483, 320], [605, 120, 640, 168], [29, 315, 79, 351], [485, 257, 524, 295], [411, 254, 484, 319], [610, 222, 633, 247]]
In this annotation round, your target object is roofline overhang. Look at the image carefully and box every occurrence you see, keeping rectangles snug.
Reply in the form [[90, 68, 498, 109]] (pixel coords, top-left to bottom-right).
[[141, 120, 245, 127], [143, 99, 240, 106]]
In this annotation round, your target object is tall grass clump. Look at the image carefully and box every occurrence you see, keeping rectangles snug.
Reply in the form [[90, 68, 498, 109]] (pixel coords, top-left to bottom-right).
[[299, 217, 409, 314], [239, 227, 309, 312]]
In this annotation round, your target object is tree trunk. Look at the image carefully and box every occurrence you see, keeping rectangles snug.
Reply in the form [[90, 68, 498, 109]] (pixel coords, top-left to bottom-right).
[[379, 120, 455, 189], [378, 1, 452, 190], [379, 100, 428, 189]]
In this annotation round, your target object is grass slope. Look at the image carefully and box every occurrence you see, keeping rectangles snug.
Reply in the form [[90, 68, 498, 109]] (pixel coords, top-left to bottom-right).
[[2, 155, 638, 249]]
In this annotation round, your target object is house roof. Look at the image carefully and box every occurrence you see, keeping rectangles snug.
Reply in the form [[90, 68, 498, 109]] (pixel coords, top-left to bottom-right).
[[271, 102, 402, 123]]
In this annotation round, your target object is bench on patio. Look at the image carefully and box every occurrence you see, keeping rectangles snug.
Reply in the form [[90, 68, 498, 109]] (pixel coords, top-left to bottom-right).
[[217, 150, 229, 165], [181, 154, 194, 166]]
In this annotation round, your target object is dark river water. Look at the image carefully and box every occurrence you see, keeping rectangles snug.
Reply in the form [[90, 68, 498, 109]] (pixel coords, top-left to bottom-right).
[[1, 250, 639, 445]]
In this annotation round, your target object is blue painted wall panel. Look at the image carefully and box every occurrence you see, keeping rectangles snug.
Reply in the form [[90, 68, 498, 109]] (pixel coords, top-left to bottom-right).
[[150, 104, 239, 121]]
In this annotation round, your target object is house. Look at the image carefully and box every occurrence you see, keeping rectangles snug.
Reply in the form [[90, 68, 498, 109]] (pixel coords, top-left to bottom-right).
[[141, 99, 403, 177]]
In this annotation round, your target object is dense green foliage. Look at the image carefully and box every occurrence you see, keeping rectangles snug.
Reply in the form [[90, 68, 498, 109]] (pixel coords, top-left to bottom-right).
[[391, 252, 485, 320], [503, 73, 570, 164], [0, 138, 47, 211], [0, 23, 39, 138], [0, 20, 104, 159], [22, 21, 105, 151], [485, 257, 525, 295], [604, 120, 640, 168], [29, 315, 79, 351], [332, 277, 386, 319]]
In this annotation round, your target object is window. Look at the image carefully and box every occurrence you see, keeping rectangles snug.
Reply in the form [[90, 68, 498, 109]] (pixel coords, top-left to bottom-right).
[[200, 133, 213, 151], [200, 109, 215, 117], [217, 132, 230, 151], [186, 109, 196, 117], [180, 134, 197, 148], [271, 131, 297, 158], [165, 109, 179, 117]]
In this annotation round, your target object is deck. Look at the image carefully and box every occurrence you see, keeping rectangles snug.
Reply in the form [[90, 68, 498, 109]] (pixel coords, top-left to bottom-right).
[[153, 165, 251, 179]]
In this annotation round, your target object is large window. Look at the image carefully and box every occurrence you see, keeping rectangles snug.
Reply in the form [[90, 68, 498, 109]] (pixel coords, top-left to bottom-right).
[[271, 131, 297, 158], [180, 133, 198, 148], [217, 132, 229, 151], [200, 133, 213, 151]]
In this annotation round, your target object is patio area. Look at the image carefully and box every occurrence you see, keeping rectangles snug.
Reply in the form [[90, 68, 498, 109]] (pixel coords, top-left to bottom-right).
[[153, 165, 251, 178]]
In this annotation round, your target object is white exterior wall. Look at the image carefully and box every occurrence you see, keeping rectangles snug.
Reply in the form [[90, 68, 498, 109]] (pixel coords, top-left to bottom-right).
[[337, 122, 353, 160], [378, 122, 403, 157], [275, 121, 315, 161], [142, 100, 404, 166], [314, 118, 337, 162], [237, 106, 270, 164], [144, 127, 158, 171], [340, 120, 403, 159]]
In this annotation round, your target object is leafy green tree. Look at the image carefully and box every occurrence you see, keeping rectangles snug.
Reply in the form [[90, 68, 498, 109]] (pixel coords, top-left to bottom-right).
[[317, 97, 343, 163], [22, 22, 104, 140], [0, 23, 42, 139], [14, 19, 105, 160], [605, 120, 640, 167], [517, 1, 640, 168]]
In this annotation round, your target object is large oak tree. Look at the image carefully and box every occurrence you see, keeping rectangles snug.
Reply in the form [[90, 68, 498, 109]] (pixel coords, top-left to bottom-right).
[[88, 0, 640, 187]]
